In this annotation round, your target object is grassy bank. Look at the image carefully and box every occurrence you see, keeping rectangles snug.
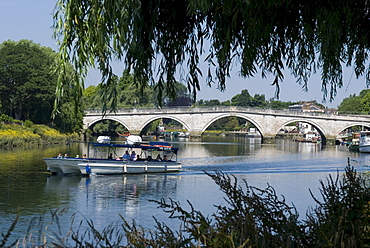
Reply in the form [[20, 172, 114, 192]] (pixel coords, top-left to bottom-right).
[[0, 122, 79, 147]]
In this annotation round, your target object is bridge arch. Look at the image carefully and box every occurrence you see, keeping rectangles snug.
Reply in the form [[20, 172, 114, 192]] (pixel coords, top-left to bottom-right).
[[201, 113, 263, 134], [86, 117, 130, 131], [140, 115, 191, 132], [280, 119, 326, 135], [336, 123, 370, 133], [279, 119, 327, 144], [276, 118, 327, 145]]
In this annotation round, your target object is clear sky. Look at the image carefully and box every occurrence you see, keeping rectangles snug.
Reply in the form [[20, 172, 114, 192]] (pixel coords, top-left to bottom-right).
[[0, 0, 368, 107]]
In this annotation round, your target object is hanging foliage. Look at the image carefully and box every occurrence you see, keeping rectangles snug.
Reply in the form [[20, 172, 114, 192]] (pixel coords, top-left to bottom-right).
[[53, 0, 370, 111]]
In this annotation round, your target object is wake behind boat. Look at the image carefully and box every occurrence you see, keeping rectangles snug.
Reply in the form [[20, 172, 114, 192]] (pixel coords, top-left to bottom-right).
[[44, 136, 182, 175]]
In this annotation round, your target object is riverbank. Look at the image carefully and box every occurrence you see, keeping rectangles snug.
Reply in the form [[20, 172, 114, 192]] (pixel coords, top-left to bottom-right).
[[0, 123, 79, 147]]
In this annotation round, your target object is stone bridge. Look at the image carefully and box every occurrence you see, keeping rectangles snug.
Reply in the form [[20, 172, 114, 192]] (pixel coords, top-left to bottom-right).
[[83, 106, 370, 145]]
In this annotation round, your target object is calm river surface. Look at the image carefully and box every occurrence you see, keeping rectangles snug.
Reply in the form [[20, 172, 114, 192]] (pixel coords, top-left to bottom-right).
[[1, 136, 370, 241]]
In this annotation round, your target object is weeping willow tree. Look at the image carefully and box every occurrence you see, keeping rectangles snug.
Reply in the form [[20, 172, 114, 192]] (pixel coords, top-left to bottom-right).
[[53, 0, 370, 112]]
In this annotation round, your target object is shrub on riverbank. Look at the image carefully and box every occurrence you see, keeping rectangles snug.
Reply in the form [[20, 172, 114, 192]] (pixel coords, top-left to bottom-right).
[[0, 123, 79, 147], [203, 130, 224, 136], [1, 162, 369, 247]]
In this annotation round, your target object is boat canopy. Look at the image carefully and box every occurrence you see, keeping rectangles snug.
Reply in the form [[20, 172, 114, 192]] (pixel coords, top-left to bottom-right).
[[91, 141, 178, 153]]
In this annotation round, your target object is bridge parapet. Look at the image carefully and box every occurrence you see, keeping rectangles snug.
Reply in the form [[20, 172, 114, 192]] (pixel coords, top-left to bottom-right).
[[85, 106, 370, 119]]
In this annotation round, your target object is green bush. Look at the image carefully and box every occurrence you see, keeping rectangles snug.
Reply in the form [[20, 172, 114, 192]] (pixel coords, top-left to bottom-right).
[[24, 120, 33, 128], [0, 114, 14, 122]]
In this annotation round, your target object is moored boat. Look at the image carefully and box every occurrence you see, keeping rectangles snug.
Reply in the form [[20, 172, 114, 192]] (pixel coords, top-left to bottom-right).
[[359, 131, 370, 152], [348, 132, 360, 152], [348, 143, 360, 152]]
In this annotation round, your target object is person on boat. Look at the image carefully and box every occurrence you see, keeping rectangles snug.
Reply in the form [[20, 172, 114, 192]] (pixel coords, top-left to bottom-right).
[[108, 153, 113, 159], [57, 153, 62, 159], [82, 154, 87, 158], [163, 155, 168, 161], [130, 151, 137, 161], [122, 151, 130, 160], [156, 154, 162, 161]]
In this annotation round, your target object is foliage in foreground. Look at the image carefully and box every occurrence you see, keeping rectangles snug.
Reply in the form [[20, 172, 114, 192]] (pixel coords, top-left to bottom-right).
[[1, 161, 370, 247]]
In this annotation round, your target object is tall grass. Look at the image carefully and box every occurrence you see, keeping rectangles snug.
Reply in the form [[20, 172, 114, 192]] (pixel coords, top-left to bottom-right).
[[1, 161, 369, 247]]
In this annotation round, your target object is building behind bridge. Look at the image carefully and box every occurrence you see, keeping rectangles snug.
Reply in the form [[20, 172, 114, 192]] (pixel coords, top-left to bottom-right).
[[288, 102, 325, 113]]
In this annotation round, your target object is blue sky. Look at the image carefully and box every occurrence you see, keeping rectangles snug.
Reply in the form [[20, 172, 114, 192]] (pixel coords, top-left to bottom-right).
[[0, 0, 368, 107]]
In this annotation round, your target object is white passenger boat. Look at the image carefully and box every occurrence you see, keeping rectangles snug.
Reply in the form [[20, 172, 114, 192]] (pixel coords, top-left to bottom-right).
[[359, 131, 370, 153], [44, 138, 182, 175]]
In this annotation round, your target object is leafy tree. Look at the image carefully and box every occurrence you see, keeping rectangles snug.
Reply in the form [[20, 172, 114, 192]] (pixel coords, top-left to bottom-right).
[[83, 85, 99, 109], [83, 71, 192, 109], [269, 99, 298, 109], [83, 72, 155, 110], [196, 99, 205, 106], [337, 89, 370, 114], [208, 99, 221, 106], [231, 89, 252, 106], [163, 81, 192, 106], [53, 101, 84, 133], [337, 94, 362, 113], [166, 96, 193, 107], [0, 39, 82, 133], [90, 119, 127, 135], [207, 117, 246, 131], [196, 99, 221, 106], [53, 0, 370, 112], [0, 40, 57, 123], [361, 93, 370, 114], [221, 100, 231, 106], [251, 94, 266, 108], [116, 72, 152, 108]]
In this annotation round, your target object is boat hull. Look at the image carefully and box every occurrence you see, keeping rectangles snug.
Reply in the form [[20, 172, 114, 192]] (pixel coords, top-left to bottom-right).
[[359, 131, 370, 153], [78, 161, 182, 175], [349, 144, 360, 152], [44, 158, 181, 175], [359, 144, 370, 153], [45, 158, 64, 174], [44, 158, 86, 175]]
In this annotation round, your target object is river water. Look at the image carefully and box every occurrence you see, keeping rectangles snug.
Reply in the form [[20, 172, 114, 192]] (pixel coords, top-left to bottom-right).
[[1, 136, 369, 243]]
